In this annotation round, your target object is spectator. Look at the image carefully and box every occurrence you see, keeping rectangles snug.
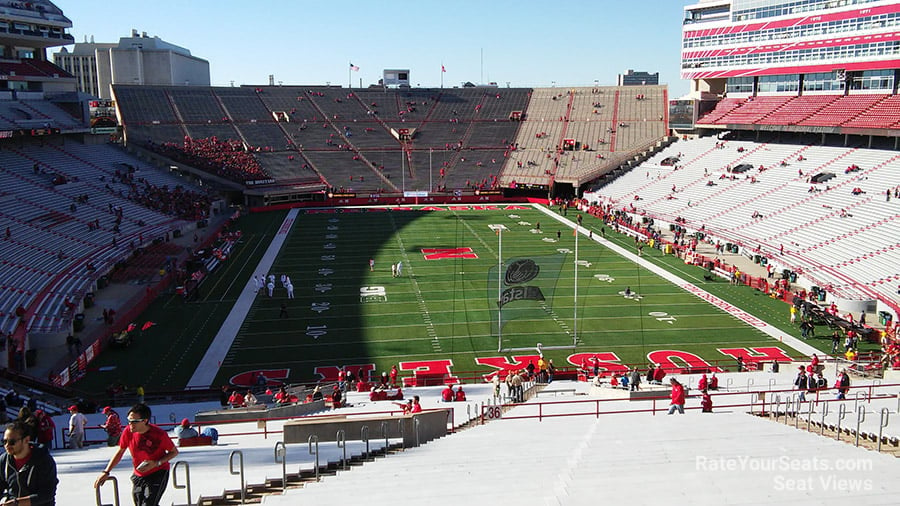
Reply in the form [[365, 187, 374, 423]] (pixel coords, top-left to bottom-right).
[[0, 420, 58, 504], [441, 384, 454, 402], [101, 406, 123, 447], [67, 405, 87, 449], [668, 378, 686, 415], [174, 419, 199, 440]]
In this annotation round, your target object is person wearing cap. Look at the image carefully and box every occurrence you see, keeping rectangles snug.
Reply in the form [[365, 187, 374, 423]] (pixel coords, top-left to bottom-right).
[[667, 378, 686, 415], [34, 410, 55, 449], [67, 405, 87, 449], [0, 420, 58, 504], [94, 403, 178, 506], [794, 366, 809, 402], [173, 419, 198, 440], [100, 407, 122, 447]]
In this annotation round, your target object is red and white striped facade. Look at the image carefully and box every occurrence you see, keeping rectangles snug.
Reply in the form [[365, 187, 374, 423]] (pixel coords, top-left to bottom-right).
[[682, 0, 900, 81]]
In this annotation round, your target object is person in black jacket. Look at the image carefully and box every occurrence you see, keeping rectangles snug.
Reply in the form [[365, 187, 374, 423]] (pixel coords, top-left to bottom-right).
[[0, 420, 58, 505], [794, 366, 808, 402]]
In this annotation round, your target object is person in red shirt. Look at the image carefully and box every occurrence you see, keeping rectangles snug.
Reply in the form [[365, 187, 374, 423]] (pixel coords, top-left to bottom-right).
[[653, 366, 666, 384], [708, 373, 719, 390], [34, 409, 56, 448], [100, 406, 122, 447], [441, 384, 455, 402], [668, 378, 686, 414], [228, 390, 245, 408], [389, 365, 399, 387], [700, 389, 713, 413], [454, 386, 466, 402], [697, 374, 708, 391], [410, 396, 422, 413], [94, 403, 178, 506]]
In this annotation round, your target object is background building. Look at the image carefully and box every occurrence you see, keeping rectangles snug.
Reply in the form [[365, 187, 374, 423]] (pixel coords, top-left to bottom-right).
[[0, 0, 75, 93], [618, 69, 659, 86], [53, 38, 116, 97], [681, 0, 899, 98], [54, 29, 210, 99]]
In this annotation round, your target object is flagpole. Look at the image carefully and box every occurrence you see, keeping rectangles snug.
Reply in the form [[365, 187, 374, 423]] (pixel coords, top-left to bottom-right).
[[441, 62, 444, 89], [348, 63, 351, 89]]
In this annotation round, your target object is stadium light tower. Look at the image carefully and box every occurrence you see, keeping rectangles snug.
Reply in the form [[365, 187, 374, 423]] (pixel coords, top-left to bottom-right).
[[488, 224, 508, 352], [429, 148, 433, 192]]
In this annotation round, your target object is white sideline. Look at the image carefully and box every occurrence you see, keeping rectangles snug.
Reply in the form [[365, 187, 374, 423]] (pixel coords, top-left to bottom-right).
[[534, 204, 822, 358], [187, 208, 300, 388]]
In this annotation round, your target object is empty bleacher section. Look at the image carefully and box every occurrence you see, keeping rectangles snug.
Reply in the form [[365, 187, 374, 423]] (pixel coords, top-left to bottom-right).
[[0, 97, 81, 130], [586, 137, 900, 307], [113, 85, 668, 194], [697, 94, 900, 131], [503, 86, 668, 188], [0, 139, 212, 335]]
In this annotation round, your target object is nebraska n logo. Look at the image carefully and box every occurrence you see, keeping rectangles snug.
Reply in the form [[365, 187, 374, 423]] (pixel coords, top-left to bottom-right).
[[422, 247, 478, 260]]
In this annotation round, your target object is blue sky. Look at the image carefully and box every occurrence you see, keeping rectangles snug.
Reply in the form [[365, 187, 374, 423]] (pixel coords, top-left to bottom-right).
[[54, 0, 691, 96]]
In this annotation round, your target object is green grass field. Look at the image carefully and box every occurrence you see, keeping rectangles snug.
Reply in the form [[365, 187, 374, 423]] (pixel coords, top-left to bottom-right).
[[74, 205, 856, 395]]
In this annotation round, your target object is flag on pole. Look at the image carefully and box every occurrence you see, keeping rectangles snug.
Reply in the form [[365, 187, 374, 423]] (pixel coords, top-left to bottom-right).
[[350, 63, 360, 72], [441, 65, 446, 73]]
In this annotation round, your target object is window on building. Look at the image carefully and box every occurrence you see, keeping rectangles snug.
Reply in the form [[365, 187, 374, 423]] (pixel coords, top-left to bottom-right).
[[850, 69, 895, 90], [726, 77, 754, 94], [802, 72, 845, 92], [758, 74, 799, 93]]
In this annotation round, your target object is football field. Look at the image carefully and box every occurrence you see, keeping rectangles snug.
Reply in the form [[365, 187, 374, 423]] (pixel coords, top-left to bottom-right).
[[74, 204, 812, 393], [208, 205, 802, 386]]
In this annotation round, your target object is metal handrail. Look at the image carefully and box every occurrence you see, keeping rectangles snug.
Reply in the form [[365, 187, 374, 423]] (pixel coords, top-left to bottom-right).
[[836, 403, 848, 439], [855, 405, 866, 447], [361, 425, 370, 461], [172, 461, 192, 506], [274, 441, 287, 492], [878, 408, 890, 452], [229, 450, 245, 504], [380, 421, 389, 453], [308, 435, 320, 482], [336, 429, 347, 470], [95, 474, 119, 506]]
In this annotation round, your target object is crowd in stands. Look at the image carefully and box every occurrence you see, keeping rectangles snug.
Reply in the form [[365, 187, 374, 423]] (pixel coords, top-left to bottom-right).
[[147, 136, 271, 184]]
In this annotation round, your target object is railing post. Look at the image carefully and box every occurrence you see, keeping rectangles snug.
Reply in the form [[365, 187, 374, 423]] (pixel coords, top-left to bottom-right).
[[360, 425, 370, 461], [855, 405, 866, 447], [274, 442, 287, 492], [820, 402, 829, 436], [381, 421, 390, 454], [806, 400, 814, 432], [172, 461, 192, 506], [837, 403, 847, 440], [414, 418, 421, 447], [773, 394, 781, 421], [854, 390, 868, 411], [336, 429, 347, 470], [878, 408, 890, 452], [307, 435, 320, 482], [746, 378, 754, 392], [228, 450, 245, 504], [768, 378, 776, 391], [95, 474, 119, 506]]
